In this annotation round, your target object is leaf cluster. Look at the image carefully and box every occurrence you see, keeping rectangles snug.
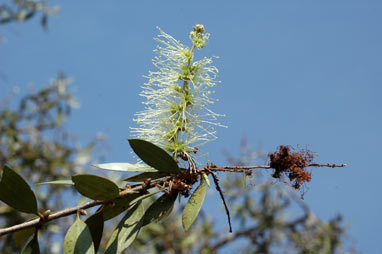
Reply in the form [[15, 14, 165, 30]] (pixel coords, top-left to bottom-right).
[[0, 138, 210, 253]]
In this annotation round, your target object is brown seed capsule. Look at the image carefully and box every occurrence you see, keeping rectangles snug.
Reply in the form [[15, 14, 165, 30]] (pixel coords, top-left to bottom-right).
[[144, 178, 151, 186]]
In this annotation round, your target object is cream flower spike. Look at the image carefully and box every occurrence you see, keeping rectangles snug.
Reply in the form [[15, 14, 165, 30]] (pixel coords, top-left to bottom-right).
[[131, 25, 226, 167]]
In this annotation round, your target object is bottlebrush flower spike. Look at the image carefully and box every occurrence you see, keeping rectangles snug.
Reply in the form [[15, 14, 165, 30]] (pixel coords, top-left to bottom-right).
[[131, 25, 225, 165]]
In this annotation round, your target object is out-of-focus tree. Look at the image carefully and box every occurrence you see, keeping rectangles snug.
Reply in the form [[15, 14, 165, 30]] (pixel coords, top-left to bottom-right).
[[0, 75, 102, 253], [0, 0, 58, 28]]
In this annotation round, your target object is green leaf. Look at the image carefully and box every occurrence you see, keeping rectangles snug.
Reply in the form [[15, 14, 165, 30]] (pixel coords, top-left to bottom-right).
[[72, 174, 120, 200], [101, 190, 163, 221], [63, 215, 95, 254], [15, 227, 35, 248], [202, 173, 210, 187], [182, 180, 207, 231], [85, 212, 104, 253], [93, 163, 158, 173], [21, 231, 40, 254], [122, 172, 168, 182], [101, 193, 141, 221], [105, 202, 144, 254], [142, 192, 178, 227], [35, 180, 74, 186], [128, 139, 180, 173], [0, 166, 38, 214], [129, 189, 164, 205]]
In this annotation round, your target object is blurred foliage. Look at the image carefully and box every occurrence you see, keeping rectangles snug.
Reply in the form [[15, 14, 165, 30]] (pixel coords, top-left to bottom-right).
[[0, 74, 100, 253], [0, 0, 58, 28]]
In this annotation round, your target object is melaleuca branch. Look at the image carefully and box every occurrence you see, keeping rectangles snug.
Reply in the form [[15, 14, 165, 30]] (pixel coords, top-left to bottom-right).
[[0, 156, 346, 237], [0, 175, 172, 237]]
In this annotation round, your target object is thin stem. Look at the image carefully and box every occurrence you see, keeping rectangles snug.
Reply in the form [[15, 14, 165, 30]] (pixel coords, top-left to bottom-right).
[[206, 165, 271, 173], [210, 171, 232, 233], [206, 163, 347, 173], [187, 45, 196, 68], [308, 163, 347, 168], [175, 44, 196, 163]]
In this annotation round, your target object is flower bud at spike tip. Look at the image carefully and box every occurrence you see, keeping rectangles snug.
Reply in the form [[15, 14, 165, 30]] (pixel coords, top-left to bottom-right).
[[190, 24, 209, 49], [194, 24, 205, 33]]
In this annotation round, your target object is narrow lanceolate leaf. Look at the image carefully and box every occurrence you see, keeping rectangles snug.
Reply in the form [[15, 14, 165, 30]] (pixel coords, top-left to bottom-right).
[[0, 165, 38, 214], [63, 215, 95, 254], [128, 139, 180, 173], [182, 180, 207, 231], [72, 174, 120, 200], [122, 172, 168, 182], [35, 180, 74, 186], [105, 202, 144, 254], [93, 163, 158, 173], [142, 192, 178, 226], [85, 212, 104, 253], [21, 232, 40, 254]]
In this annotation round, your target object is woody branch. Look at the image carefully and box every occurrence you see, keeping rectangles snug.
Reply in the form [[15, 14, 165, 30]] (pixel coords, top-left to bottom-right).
[[0, 162, 346, 237]]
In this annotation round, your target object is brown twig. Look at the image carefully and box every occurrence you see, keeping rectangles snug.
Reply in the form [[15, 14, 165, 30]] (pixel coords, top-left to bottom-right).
[[0, 200, 104, 237], [206, 165, 271, 172], [210, 171, 232, 233], [308, 163, 347, 168], [206, 163, 347, 173]]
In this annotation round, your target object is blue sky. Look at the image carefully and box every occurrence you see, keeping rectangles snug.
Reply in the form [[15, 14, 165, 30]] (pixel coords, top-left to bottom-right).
[[1, 1, 382, 253]]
